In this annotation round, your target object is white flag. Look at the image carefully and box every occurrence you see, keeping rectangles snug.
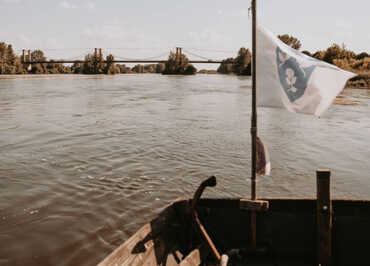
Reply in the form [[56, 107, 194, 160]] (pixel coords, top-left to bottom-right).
[[257, 26, 356, 116]]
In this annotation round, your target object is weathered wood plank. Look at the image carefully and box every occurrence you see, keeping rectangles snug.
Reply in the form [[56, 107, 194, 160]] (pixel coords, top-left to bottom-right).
[[316, 169, 332, 266], [179, 249, 201, 266], [240, 199, 269, 212], [165, 250, 183, 266], [98, 201, 178, 266]]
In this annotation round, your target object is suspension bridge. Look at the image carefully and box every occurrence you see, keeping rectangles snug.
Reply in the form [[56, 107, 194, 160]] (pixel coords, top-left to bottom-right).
[[20, 47, 227, 65]]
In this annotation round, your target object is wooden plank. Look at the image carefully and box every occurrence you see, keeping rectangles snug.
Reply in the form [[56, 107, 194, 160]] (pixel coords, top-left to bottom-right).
[[98, 201, 178, 266], [240, 199, 269, 212], [316, 169, 332, 266], [165, 249, 183, 266], [179, 245, 210, 266], [179, 249, 201, 266]]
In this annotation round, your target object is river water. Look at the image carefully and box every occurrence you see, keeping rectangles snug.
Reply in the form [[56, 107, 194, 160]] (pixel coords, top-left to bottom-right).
[[0, 74, 369, 265]]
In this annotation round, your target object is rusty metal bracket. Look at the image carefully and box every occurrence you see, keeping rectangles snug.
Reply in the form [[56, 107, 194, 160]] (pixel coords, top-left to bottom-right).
[[189, 176, 221, 261]]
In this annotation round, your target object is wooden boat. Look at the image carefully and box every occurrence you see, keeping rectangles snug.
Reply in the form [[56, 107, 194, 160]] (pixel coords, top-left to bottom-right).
[[98, 174, 370, 266], [99, 1, 369, 265]]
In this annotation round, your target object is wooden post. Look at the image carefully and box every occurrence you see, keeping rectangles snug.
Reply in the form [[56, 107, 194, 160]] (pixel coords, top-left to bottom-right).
[[28, 50, 31, 62], [317, 169, 332, 266], [22, 49, 25, 62], [250, 0, 258, 249]]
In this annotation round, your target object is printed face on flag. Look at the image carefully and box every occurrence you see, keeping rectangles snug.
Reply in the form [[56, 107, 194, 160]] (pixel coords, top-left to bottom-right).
[[257, 26, 356, 116]]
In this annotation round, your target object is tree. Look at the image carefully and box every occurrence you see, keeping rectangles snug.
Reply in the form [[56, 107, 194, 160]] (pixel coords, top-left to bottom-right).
[[313, 51, 325, 61], [6, 45, 17, 66], [72, 62, 83, 74], [31, 50, 46, 62], [322, 44, 355, 64], [356, 52, 369, 60], [117, 64, 132, 74], [156, 63, 165, 73], [184, 64, 197, 75], [30, 50, 47, 73], [217, 58, 234, 74], [217, 47, 251, 75], [233, 47, 251, 75], [302, 50, 312, 57], [163, 51, 197, 75], [132, 64, 144, 73], [31, 64, 44, 74], [105, 54, 117, 74], [278, 34, 302, 50], [0, 42, 27, 74]]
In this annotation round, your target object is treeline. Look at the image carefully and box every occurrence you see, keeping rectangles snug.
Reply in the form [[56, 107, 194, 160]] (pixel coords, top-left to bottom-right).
[[217, 34, 369, 78], [279, 34, 370, 88], [0, 42, 27, 74], [0, 42, 181, 75], [1, 38, 368, 81], [162, 51, 197, 75], [278, 34, 370, 74], [217, 47, 251, 75]]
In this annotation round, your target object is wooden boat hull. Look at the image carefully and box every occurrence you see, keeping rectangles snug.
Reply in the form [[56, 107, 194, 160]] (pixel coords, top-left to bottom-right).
[[99, 198, 370, 266]]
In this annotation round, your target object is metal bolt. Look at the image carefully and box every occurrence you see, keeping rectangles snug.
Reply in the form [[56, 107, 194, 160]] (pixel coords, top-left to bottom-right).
[[322, 205, 328, 211]]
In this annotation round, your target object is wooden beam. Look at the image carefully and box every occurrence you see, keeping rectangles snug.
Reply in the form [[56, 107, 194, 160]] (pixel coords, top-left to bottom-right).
[[240, 199, 269, 212], [179, 249, 200, 266], [316, 169, 332, 266], [250, 0, 258, 250], [179, 245, 209, 266]]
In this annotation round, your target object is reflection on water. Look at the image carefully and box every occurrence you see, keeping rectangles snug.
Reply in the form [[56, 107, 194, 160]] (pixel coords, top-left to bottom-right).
[[0, 74, 369, 265]]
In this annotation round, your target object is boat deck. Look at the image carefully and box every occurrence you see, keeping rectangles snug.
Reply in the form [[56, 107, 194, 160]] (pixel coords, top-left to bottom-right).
[[99, 198, 370, 266]]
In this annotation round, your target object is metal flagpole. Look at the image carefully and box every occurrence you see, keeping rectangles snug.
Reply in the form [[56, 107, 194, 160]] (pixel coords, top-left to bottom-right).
[[250, 0, 258, 249]]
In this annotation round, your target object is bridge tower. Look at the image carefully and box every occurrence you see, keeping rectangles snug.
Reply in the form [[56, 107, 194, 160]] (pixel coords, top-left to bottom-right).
[[22, 49, 26, 63], [99, 48, 103, 61], [175, 47, 182, 61], [94, 48, 98, 73]]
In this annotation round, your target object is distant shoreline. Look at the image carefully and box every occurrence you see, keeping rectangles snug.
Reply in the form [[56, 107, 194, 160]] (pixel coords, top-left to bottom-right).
[[1, 72, 369, 90], [346, 73, 370, 89]]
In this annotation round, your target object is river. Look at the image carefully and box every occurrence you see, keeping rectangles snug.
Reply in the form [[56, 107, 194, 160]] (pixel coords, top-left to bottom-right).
[[0, 74, 369, 265]]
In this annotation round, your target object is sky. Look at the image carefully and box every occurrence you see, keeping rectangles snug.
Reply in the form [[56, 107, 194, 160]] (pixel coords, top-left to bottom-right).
[[0, 0, 369, 61]]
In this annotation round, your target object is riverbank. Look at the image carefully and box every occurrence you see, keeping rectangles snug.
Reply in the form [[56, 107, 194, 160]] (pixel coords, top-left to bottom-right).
[[1, 71, 369, 90], [346, 73, 370, 89], [0, 74, 136, 80]]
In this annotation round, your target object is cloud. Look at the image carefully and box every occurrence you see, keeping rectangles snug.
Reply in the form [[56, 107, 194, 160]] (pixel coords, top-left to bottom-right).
[[240, 9, 249, 17], [59, 1, 77, 9], [58, 1, 95, 10], [187, 29, 224, 46], [0, 0, 21, 4], [86, 1, 95, 9], [80, 19, 164, 52]]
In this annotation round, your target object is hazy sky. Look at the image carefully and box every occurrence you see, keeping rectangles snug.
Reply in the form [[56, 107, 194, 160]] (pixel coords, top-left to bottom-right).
[[0, 0, 369, 60]]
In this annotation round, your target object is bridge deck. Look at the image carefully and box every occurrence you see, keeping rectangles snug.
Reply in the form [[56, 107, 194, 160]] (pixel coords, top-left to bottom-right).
[[24, 60, 222, 64]]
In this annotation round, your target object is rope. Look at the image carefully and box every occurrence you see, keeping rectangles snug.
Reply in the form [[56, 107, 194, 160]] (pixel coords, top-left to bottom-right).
[[183, 49, 211, 60], [113, 51, 169, 61]]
